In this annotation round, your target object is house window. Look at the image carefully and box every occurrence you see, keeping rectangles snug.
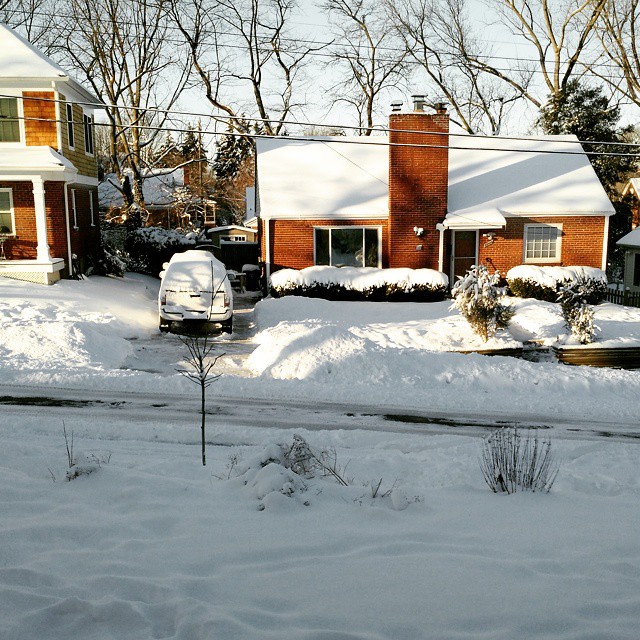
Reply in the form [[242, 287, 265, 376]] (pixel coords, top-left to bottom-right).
[[524, 224, 562, 262], [0, 189, 15, 234], [89, 192, 95, 226], [66, 103, 75, 149], [314, 227, 380, 267], [634, 254, 640, 288], [221, 235, 246, 242], [83, 113, 94, 155], [0, 98, 20, 143], [71, 189, 78, 228]]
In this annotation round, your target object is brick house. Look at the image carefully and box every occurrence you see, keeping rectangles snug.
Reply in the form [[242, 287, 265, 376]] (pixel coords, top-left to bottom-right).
[[0, 23, 101, 284], [256, 101, 614, 285]]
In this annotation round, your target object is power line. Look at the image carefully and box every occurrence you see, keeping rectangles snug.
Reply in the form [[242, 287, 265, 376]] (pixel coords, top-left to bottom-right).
[[3, 91, 639, 151], [3, 9, 633, 83], [5, 111, 640, 158]]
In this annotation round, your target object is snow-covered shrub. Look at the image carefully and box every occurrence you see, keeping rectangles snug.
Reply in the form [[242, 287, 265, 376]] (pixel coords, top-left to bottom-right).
[[480, 427, 558, 494], [125, 226, 197, 275], [450, 265, 514, 341], [86, 237, 126, 277], [507, 265, 607, 303], [558, 278, 601, 344], [270, 266, 448, 302]]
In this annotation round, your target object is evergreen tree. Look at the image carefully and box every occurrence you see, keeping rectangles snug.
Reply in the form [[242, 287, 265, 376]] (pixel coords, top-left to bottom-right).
[[537, 80, 636, 194], [537, 81, 638, 276], [212, 120, 255, 181]]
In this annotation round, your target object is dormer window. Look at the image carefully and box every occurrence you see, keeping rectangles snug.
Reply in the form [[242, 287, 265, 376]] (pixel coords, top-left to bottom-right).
[[83, 113, 94, 155], [0, 98, 20, 143]]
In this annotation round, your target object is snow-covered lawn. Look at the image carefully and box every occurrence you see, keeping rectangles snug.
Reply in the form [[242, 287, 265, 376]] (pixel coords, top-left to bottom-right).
[[1, 275, 640, 639]]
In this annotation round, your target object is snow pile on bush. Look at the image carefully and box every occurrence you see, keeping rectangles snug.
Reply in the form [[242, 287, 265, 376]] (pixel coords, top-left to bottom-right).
[[451, 265, 514, 341], [507, 265, 607, 302], [125, 226, 197, 275], [558, 279, 601, 344], [270, 266, 448, 302]]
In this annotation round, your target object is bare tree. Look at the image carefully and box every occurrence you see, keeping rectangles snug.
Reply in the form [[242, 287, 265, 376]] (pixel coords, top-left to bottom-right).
[[0, 0, 62, 50], [467, 0, 608, 107], [55, 0, 190, 213], [593, 0, 640, 110], [177, 336, 224, 467], [168, 0, 323, 135], [389, 0, 525, 133], [324, 0, 407, 135]]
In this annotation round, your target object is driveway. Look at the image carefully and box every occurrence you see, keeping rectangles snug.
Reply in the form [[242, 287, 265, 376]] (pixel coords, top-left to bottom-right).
[[121, 290, 263, 376]]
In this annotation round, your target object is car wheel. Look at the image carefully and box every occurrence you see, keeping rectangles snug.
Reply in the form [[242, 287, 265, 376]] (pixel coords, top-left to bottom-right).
[[159, 320, 172, 333], [221, 318, 233, 334]]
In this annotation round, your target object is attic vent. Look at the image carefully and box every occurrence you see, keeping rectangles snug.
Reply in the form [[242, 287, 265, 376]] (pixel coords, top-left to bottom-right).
[[390, 100, 403, 113], [411, 94, 427, 112]]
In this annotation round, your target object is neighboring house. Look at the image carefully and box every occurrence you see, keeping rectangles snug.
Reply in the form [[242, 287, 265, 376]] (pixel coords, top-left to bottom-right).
[[99, 165, 216, 228], [206, 225, 258, 247], [256, 101, 615, 284], [622, 178, 640, 229], [616, 228, 640, 292], [0, 23, 101, 284]]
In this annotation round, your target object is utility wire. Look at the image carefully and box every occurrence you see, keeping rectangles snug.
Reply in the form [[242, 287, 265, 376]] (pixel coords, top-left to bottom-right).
[[3, 92, 639, 150], [5, 111, 640, 158]]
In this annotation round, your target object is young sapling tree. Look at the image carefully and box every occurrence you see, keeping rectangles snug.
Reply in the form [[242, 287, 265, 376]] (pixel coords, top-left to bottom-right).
[[177, 335, 224, 466]]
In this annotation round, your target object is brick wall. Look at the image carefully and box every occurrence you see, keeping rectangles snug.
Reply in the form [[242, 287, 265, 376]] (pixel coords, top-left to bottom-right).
[[262, 218, 389, 273], [477, 216, 606, 274], [22, 91, 57, 148], [68, 185, 100, 262], [388, 111, 449, 270], [0, 180, 68, 261]]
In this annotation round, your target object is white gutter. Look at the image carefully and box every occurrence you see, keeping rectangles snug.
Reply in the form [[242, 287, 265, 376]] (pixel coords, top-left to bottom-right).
[[63, 182, 74, 277], [436, 223, 446, 273], [602, 215, 610, 271]]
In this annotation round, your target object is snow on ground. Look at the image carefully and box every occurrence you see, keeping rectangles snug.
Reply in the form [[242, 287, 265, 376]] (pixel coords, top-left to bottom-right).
[[2, 274, 640, 639]]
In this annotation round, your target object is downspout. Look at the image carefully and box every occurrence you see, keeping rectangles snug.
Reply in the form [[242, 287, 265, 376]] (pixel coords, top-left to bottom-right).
[[264, 216, 271, 282], [601, 215, 610, 272], [436, 223, 446, 273], [63, 182, 74, 277]]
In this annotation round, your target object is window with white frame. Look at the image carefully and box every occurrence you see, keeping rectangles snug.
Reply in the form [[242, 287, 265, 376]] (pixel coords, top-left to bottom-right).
[[71, 189, 78, 228], [66, 103, 75, 149], [89, 192, 95, 226], [524, 224, 562, 262], [0, 98, 20, 143], [314, 227, 381, 267], [221, 235, 246, 242], [83, 113, 94, 155], [0, 189, 15, 234]]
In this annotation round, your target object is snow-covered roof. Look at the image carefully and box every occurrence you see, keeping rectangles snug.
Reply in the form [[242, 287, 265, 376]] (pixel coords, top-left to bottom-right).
[[622, 177, 640, 199], [99, 168, 185, 210], [617, 227, 640, 248], [257, 133, 614, 224], [257, 137, 388, 219], [208, 225, 256, 234], [447, 135, 615, 220], [0, 23, 99, 104], [0, 146, 76, 173]]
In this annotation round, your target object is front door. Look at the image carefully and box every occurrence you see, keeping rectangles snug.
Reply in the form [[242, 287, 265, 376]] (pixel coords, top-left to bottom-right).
[[451, 230, 478, 284]]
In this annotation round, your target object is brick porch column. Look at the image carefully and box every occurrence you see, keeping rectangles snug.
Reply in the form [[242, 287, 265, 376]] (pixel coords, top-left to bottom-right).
[[32, 177, 52, 262]]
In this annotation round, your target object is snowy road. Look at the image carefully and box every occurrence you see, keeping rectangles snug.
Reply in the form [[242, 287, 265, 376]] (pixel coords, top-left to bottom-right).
[[1, 383, 638, 444]]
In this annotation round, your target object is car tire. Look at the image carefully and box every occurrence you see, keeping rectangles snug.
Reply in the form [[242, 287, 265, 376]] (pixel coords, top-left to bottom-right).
[[221, 318, 233, 334], [159, 320, 172, 333]]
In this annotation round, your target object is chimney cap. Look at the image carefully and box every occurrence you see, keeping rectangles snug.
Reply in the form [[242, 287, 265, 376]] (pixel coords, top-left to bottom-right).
[[434, 100, 448, 114], [390, 100, 403, 112], [411, 94, 427, 111]]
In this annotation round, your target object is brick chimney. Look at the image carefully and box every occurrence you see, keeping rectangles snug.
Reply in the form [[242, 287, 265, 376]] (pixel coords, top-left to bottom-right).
[[388, 100, 449, 269]]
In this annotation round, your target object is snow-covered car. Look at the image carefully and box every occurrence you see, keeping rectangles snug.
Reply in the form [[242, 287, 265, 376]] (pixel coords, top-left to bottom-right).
[[158, 250, 233, 333]]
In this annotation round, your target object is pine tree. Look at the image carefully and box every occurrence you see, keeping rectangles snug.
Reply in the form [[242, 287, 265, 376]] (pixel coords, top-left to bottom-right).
[[212, 120, 255, 181], [537, 81, 638, 276], [537, 80, 636, 194]]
